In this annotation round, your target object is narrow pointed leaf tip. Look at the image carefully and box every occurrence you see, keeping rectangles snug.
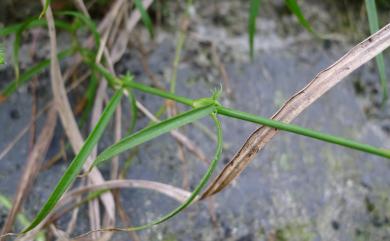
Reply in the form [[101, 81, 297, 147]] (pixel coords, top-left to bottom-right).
[[22, 90, 123, 233], [93, 105, 216, 166]]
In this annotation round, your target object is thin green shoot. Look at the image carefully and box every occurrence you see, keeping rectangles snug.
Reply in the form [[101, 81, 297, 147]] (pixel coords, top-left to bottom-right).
[[284, 0, 316, 36], [22, 89, 124, 233], [127, 89, 138, 134], [0, 43, 4, 64], [0, 18, 74, 37], [248, 0, 261, 59], [134, 0, 154, 38], [39, 0, 51, 19], [365, 0, 388, 103], [92, 105, 216, 167], [95, 112, 222, 232], [57, 11, 101, 50], [0, 194, 45, 241], [1, 48, 74, 99]]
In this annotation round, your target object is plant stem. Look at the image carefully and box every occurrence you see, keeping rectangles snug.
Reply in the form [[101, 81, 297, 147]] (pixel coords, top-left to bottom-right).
[[123, 80, 390, 159], [217, 106, 390, 159]]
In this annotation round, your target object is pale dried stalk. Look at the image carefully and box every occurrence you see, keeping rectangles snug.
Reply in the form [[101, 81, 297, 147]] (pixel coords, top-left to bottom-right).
[[41, 0, 116, 225], [0, 107, 57, 238], [61, 180, 192, 205], [202, 23, 390, 198]]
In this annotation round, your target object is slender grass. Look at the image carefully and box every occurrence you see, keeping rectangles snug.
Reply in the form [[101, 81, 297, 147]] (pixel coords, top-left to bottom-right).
[[0, 194, 45, 241], [99, 112, 223, 232], [0, 43, 4, 64], [57, 11, 101, 50], [134, 0, 154, 37], [365, 0, 388, 103], [248, 0, 316, 59], [284, 0, 316, 35], [126, 89, 138, 134], [110, 74, 390, 160], [40, 0, 51, 18], [93, 105, 216, 166], [0, 19, 74, 37], [0, 48, 74, 98], [248, 0, 261, 59], [22, 89, 124, 233]]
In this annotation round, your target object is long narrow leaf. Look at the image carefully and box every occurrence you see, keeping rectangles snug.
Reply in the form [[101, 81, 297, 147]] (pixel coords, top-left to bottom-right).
[[284, 0, 315, 35], [365, 0, 388, 103], [40, 0, 52, 19], [0, 48, 74, 99], [22, 89, 123, 233], [248, 0, 261, 59], [134, 0, 154, 38], [57, 11, 101, 49], [0, 194, 45, 241], [94, 113, 222, 233], [0, 43, 4, 64], [145, 113, 222, 227], [0, 19, 73, 36], [127, 89, 138, 134], [94, 105, 216, 166]]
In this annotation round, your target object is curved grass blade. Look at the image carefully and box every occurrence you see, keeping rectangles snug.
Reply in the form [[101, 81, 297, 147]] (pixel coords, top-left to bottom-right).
[[0, 43, 4, 64], [0, 19, 73, 37], [134, 0, 154, 38], [365, 0, 388, 103], [0, 194, 46, 241], [40, 0, 51, 19], [87, 113, 222, 234], [0, 48, 74, 99], [284, 0, 316, 35], [22, 90, 123, 233], [93, 105, 216, 166], [57, 11, 100, 49], [248, 0, 261, 59], [12, 20, 31, 81], [127, 89, 138, 134]]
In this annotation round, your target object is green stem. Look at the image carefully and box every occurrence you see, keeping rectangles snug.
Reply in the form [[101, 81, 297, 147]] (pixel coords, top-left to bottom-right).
[[122, 80, 390, 159], [217, 106, 390, 159], [91, 64, 390, 160]]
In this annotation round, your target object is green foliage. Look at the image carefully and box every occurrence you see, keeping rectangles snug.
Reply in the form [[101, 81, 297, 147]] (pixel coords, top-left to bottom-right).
[[134, 0, 154, 37], [40, 0, 52, 19], [118, 112, 223, 231], [248, 0, 261, 59], [1, 48, 74, 98], [365, 0, 388, 103], [22, 89, 124, 233], [93, 105, 216, 166], [0, 43, 4, 64], [248, 0, 315, 58], [284, 0, 315, 35]]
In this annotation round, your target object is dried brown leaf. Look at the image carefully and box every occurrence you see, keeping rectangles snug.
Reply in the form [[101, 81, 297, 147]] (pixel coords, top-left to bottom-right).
[[201, 23, 390, 199]]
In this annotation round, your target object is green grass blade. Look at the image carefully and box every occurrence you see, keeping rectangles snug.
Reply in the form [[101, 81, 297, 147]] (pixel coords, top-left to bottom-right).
[[0, 43, 4, 64], [217, 106, 390, 159], [22, 89, 123, 233], [113, 79, 390, 160], [127, 89, 138, 134], [57, 11, 100, 49], [248, 0, 261, 59], [365, 0, 388, 103], [0, 19, 74, 36], [39, 0, 51, 19], [114, 112, 222, 232], [284, 0, 315, 35], [134, 0, 154, 38], [94, 105, 216, 166], [1, 48, 74, 99], [0, 194, 45, 241]]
